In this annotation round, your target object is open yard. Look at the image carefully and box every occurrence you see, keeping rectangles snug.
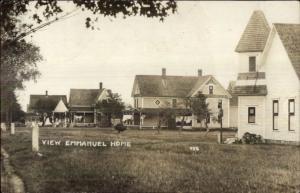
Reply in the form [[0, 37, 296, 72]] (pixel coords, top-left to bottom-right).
[[1, 127, 300, 193]]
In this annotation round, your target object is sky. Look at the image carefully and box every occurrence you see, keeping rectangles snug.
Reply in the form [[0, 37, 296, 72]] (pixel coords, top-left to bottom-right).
[[17, 1, 300, 110]]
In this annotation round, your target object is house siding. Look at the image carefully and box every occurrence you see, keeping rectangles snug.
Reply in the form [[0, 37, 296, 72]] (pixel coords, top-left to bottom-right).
[[193, 78, 229, 96], [230, 106, 238, 128], [237, 96, 266, 138], [142, 97, 187, 109], [237, 52, 263, 73], [192, 97, 230, 128], [263, 32, 300, 142]]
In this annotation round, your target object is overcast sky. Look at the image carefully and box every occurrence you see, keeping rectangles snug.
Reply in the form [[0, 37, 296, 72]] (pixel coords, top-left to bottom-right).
[[17, 1, 299, 110]]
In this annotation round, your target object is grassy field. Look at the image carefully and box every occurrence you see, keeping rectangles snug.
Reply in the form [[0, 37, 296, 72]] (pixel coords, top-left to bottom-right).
[[1, 127, 300, 193]]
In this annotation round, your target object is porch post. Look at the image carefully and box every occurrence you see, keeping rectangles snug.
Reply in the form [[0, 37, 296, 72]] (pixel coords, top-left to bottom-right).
[[94, 109, 97, 125], [139, 111, 142, 130], [83, 112, 86, 123], [52, 112, 55, 128], [64, 112, 67, 127], [132, 111, 134, 126]]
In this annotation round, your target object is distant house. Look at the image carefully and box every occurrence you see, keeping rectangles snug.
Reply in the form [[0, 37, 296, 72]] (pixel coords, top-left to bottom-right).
[[231, 10, 300, 143], [26, 91, 67, 124], [131, 68, 232, 128], [69, 82, 110, 127]]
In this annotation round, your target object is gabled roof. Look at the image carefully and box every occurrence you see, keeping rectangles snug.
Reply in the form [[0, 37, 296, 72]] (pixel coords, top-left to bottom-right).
[[132, 75, 211, 97], [28, 95, 67, 112], [53, 99, 68, 113], [274, 23, 300, 79], [69, 89, 103, 107], [227, 81, 238, 106], [187, 75, 213, 96], [235, 10, 270, 53]]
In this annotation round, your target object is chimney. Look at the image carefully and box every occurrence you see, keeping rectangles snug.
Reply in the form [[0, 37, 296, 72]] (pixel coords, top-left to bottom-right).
[[99, 82, 103, 90], [45, 90, 48, 96], [198, 69, 203, 76], [162, 68, 166, 78]]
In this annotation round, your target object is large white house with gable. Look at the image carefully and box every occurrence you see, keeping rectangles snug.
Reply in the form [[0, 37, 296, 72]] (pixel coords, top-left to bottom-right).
[[231, 10, 300, 143]]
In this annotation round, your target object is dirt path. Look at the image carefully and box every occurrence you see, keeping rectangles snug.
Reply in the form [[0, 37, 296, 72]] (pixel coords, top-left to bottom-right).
[[1, 148, 25, 193]]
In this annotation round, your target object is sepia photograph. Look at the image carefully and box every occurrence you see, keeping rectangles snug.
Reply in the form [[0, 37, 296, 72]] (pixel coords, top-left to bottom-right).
[[1, 0, 300, 192]]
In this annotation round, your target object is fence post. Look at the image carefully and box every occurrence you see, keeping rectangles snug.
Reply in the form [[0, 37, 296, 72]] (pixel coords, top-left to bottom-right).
[[1, 122, 6, 131], [10, 123, 15, 135], [32, 123, 39, 152]]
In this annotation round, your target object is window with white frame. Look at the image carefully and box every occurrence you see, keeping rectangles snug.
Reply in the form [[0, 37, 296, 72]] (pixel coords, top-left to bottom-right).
[[248, 107, 255, 123], [134, 98, 139, 108], [288, 99, 295, 131], [273, 100, 279, 130], [249, 56, 256, 72]]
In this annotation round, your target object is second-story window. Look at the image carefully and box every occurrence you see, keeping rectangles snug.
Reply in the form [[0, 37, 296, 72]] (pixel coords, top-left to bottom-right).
[[209, 85, 213, 94], [249, 56, 256, 72], [134, 98, 139, 108], [172, 99, 177, 108], [273, 100, 279, 130]]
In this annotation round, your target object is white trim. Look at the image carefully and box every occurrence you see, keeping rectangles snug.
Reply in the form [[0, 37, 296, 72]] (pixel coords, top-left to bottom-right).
[[97, 89, 108, 101], [190, 76, 232, 98]]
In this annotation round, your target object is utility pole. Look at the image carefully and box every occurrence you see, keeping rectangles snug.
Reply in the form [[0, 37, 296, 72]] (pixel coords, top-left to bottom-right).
[[218, 100, 223, 144]]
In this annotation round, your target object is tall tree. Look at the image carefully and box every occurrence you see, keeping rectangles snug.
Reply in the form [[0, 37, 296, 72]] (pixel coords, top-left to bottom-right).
[[96, 91, 125, 126], [0, 40, 42, 124], [0, 0, 177, 125], [190, 92, 211, 130]]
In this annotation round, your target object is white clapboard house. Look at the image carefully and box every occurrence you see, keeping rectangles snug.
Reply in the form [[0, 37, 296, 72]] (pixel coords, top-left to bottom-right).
[[131, 68, 232, 128], [69, 82, 111, 127], [231, 10, 300, 143]]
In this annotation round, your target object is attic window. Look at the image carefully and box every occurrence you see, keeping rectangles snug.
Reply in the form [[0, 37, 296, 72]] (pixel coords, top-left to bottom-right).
[[155, 99, 161, 106], [209, 86, 213, 94], [249, 56, 256, 72]]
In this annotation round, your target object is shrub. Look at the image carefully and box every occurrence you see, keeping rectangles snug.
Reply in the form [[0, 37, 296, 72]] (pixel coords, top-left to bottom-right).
[[241, 132, 264, 144], [114, 123, 127, 133]]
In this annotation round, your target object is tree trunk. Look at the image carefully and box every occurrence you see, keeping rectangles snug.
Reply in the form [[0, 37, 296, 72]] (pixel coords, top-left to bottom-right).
[[108, 113, 112, 127], [180, 116, 185, 133], [157, 113, 161, 134]]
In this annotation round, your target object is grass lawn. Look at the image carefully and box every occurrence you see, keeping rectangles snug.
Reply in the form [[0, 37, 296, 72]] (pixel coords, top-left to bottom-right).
[[1, 127, 300, 193]]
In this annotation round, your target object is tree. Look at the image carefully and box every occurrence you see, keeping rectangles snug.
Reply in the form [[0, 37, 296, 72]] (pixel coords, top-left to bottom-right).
[[190, 92, 211, 131], [0, 0, 177, 125], [96, 91, 125, 126], [177, 98, 192, 133], [1, 0, 177, 42], [0, 40, 42, 125]]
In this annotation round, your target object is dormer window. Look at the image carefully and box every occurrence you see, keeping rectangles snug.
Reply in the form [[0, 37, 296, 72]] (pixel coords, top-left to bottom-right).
[[249, 56, 256, 72], [209, 85, 213, 94]]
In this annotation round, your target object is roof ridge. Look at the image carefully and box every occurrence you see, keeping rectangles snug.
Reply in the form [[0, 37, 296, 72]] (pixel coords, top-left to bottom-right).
[[136, 74, 211, 78]]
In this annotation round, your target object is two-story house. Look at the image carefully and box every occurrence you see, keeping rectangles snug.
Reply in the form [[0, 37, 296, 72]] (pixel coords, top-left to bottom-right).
[[131, 68, 232, 128], [232, 10, 300, 143]]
